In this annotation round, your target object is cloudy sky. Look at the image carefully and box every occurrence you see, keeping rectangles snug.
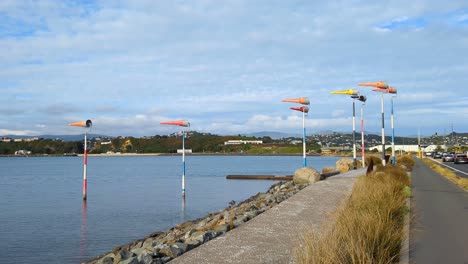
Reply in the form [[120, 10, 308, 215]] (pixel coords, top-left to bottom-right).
[[1, 0, 467, 137]]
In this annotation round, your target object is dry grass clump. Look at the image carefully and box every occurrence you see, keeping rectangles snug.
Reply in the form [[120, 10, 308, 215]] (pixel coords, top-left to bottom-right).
[[396, 155, 415, 169], [296, 166, 409, 264], [422, 159, 468, 191], [365, 155, 382, 166], [321, 167, 337, 174]]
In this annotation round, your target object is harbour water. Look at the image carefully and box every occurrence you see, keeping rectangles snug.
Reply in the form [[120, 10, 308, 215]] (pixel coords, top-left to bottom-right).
[[0, 155, 339, 263]]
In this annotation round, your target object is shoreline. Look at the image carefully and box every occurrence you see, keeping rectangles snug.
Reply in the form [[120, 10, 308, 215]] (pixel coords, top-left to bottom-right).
[[85, 179, 308, 264], [0, 153, 351, 158]]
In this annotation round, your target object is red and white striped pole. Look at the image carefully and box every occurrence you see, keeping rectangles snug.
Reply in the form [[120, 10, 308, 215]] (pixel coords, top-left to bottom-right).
[[69, 120, 92, 200], [160, 120, 190, 197], [83, 131, 88, 200]]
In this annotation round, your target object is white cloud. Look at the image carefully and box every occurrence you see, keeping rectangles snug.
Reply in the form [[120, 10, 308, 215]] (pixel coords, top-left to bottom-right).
[[0, 129, 36, 136], [0, 1, 467, 137]]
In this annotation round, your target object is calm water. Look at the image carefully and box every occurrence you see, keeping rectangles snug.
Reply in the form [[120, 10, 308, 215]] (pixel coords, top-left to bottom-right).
[[0, 155, 339, 263]]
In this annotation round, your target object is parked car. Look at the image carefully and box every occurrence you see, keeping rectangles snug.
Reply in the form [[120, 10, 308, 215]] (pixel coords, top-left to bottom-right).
[[442, 154, 454, 162], [454, 153, 468, 164], [433, 152, 442, 159], [425, 152, 433, 157]]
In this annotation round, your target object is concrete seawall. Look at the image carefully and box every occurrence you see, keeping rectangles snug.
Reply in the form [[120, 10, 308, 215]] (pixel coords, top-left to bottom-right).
[[170, 168, 365, 264]]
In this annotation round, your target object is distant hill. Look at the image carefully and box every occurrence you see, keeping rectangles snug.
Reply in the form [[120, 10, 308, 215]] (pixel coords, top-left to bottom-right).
[[1, 134, 112, 141], [242, 131, 302, 139]]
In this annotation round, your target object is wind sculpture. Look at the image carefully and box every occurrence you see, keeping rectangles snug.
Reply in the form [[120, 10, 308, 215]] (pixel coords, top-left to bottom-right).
[[358, 81, 397, 165], [330, 89, 367, 169], [160, 120, 190, 197], [282, 97, 310, 167], [68, 120, 93, 200]]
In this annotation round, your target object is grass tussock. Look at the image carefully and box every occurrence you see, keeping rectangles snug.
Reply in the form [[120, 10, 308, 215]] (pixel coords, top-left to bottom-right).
[[422, 159, 468, 191], [296, 166, 409, 264], [396, 155, 415, 169], [365, 155, 382, 166]]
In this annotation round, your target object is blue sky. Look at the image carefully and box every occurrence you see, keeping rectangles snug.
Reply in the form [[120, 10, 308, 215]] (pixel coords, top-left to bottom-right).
[[0, 0, 467, 137]]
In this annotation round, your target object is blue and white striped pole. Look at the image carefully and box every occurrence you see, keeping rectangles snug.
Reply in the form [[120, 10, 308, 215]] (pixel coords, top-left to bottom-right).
[[182, 131, 186, 197]]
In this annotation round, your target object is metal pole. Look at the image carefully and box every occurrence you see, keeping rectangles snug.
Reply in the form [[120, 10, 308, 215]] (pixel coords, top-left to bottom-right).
[[303, 110, 307, 167], [352, 99, 357, 169], [381, 93, 386, 166], [391, 97, 396, 164], [361, 103, 365, 167], [182, 132, 186, 197], [83, 131, 88, 200]]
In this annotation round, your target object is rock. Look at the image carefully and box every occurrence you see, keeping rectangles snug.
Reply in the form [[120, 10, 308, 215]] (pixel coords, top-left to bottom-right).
[[142, 237, 158, 249], [190, 231, 208, 243], [336, 158, 352, 172], [152, 258, 164, 264], [120, 257, 139, 264], [160, 257, 172, 263], [114, 248, 134, 263], [183, 229, 197, 240], [95, 255, 113, 264], [174, 242, 188, 253], [149, 231, 164, 238], [293, 167, 321, 184], [186, 239, 202, 249], [137, 251, 154, 264], [336, 158, 362, 172], [214, 224, 229, 234], [321, 167, 336, 174], [157, 244, 182, 258]]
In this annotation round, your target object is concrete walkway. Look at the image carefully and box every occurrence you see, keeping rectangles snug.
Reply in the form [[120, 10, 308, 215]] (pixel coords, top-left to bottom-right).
[[170, 168, 365, 264], [410, 158, 468, 263]]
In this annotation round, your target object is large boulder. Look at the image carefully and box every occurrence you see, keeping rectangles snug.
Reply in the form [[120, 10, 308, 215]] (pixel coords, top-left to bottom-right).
[[293, 167, 321, 185], [336, 158, 362, 173]]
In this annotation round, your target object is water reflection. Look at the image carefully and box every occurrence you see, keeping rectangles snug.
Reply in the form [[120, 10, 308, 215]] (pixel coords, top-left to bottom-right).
[[80, 201, 87, 263]]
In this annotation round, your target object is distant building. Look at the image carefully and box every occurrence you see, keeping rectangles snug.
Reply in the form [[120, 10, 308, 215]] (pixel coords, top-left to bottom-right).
[[1, 137, 12, 142], [321, 147, 348, 154], [23, 137, 39, 142], [422, 145, 448, 152], [15, 150, 31, 155], [177, 149, 193, 154], [224, 140, 263, 145], [369, 145, 420, 152], [12, 137, 39, 142], [289, 140, 302, 145]]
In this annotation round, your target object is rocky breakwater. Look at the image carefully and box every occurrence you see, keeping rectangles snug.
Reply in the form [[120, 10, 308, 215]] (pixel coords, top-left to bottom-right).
[[85, 167, 322, 264]]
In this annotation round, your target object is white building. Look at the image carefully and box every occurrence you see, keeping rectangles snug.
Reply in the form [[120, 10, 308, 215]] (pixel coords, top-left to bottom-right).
[[224, 140, 263, 145], [15, 150, 31, 155], [369, 145, 420, 152], [422, 145, 448, 152], [177, 149, 193, 154]]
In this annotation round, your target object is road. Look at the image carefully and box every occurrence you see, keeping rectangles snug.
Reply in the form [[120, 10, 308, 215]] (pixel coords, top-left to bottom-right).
[[430, 157, 468, 178], [410, 158, 468, 263]]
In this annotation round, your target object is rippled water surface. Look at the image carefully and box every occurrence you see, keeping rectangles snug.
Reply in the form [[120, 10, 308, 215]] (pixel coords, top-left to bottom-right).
[[0, 155, 339, 263]]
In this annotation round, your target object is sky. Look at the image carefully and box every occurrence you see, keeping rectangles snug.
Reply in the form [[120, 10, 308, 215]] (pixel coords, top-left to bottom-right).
[[1, 0, 467, 137]]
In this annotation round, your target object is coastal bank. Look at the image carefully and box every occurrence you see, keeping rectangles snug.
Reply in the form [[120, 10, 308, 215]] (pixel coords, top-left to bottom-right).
[[85, 165, 365, 264]]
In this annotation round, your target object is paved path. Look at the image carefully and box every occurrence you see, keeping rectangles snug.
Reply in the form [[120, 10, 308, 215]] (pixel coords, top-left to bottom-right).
[[410, 158, 468, 264], [170, 169, 365, 264]]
